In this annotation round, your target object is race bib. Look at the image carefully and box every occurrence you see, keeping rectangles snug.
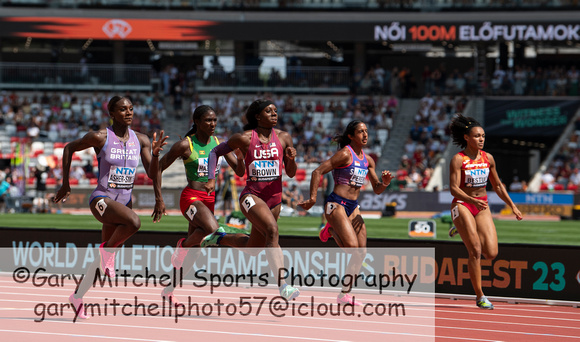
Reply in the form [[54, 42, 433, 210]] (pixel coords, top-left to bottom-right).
[[197, 158, 209, 178], [197, 157, 222, 178], [248, 160, 280, 182], [349, 167, 368, 187], [242, 196, 256, 212], [464, 168, 489, 188], [107, 166, 136, 189]]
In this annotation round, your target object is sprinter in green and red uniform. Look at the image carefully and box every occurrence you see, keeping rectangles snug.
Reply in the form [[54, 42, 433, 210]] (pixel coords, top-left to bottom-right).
[[151, 105, 244, 304]]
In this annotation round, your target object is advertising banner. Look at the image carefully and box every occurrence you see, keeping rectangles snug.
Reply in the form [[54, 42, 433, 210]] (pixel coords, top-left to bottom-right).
[[1, 17, 580, 42], [1, 228, 578, 303], [485, 99, 580, 137]]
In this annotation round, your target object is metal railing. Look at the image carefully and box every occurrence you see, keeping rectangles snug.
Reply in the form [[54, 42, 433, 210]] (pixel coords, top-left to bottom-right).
[[1, 0, 575, 11], [196, 65, 350, 93], [0, 62, 152, 91]]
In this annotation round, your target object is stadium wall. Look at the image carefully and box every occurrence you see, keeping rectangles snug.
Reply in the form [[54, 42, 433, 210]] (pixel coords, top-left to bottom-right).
[[38, 187, 580, 217], [1, 227, 578, 303]]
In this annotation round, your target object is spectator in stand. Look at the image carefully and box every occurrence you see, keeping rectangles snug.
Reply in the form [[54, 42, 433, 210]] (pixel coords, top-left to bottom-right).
[[282, 183, 304, 212]]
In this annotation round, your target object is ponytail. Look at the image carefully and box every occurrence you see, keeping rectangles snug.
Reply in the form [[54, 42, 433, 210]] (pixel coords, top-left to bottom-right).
[[449, 113, 482, 149], [333, 120, 363, 149]]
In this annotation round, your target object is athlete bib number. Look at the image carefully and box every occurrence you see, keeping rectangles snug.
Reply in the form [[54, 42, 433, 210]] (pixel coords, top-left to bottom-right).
[[464, 168, 489, 188], [197, 157, 223, 178], [248, 160, 280, 182], [242, 196, 256, 212], [349, 167, 368, 187], [107, 166, 136, 189]]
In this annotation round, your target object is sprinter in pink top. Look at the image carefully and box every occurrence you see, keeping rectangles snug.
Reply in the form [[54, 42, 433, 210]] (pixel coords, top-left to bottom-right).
[[53, 96, 167, 320], [203, 99, 300, 301], [299, 120, 393, 306]]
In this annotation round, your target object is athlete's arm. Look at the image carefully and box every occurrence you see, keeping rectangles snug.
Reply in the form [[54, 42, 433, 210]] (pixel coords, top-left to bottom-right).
[[299, 148, 350, 211], [205, 132, 250, 194], [488, 153, 523, 220], [54, 130, 105, 203], [140, 130, 168, 223], [224, 148, 245, 177], [367, 157, 393, 194]]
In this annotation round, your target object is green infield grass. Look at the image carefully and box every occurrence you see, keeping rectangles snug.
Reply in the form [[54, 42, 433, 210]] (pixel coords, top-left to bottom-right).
[[1, 213, 579, 246]]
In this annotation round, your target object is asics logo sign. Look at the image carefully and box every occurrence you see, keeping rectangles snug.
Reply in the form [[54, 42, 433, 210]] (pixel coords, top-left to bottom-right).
[[102, 19, 132, 39]]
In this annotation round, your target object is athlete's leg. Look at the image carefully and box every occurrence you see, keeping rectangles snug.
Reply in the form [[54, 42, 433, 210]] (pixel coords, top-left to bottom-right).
[[452, 203, 484, 299], [90, 197, 141, 248], [182, 201, 220, 248], [475, 209, 498, 261], [237, 194, 290, 284], [329, 205, 366, 292]]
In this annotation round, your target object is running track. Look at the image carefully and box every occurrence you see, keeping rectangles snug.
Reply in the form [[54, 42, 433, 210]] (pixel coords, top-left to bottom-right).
[[0, 274, 578, 342]]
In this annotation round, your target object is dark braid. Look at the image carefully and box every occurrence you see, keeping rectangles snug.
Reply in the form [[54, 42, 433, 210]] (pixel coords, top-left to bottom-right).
[[449, 113, 482, 149]]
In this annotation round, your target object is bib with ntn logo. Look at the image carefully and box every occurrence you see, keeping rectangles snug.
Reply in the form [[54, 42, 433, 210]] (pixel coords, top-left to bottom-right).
[[459, 150, 490, 188], [333, 145, 369, 188]]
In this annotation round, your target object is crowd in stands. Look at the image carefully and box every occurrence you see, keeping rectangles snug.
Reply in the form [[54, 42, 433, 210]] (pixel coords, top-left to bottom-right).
[[393, 93, 468, 191], [0, 90, 168, 211], [351, 63, 580, 98], [193, 91, 397, 166], [486, 65, 580, 97], [539, 118, 580, 193]]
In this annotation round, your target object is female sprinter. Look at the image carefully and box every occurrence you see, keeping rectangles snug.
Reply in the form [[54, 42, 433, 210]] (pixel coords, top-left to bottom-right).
[[448, 113, 522, 309], [54, 95, 167, 319], [299, 120, 393, 305], [202, 99, 300, 301], [151, 105, 245, 303]]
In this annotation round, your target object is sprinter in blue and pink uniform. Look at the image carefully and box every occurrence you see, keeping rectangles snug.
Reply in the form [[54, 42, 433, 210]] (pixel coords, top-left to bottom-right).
[[54, 95, 167, 320], [448, 113, 522, 310], [202, 99, 300, 301], [299, 120, 393, 306]]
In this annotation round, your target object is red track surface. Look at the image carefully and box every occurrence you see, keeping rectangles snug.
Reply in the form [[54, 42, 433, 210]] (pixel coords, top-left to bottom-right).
[[1, 274, 578, 341]]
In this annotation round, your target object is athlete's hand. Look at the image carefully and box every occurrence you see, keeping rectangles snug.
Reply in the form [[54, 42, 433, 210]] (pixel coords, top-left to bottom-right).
[[512, 205, 523, 221], [234, 148, 244, 160], [381, 170, 394, 186], [285, 146, 297, 160], [54, 183, 71, 203], [471, 197, 488, 211], [152, 130, 169, 157], [204, 179, 216, 195], [298, 198, 316, 211], [151, 199, 167, 223]]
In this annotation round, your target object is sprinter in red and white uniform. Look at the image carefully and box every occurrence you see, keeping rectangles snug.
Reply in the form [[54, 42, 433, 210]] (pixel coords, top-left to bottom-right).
[[203, 99, 300, 301], [448, 113, 522, 310]]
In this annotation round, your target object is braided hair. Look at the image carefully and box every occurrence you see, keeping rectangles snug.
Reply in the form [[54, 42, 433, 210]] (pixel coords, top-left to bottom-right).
[[449, 113, 482, 149], [185, 105, 215, 137], [334, 120, 363, 149]]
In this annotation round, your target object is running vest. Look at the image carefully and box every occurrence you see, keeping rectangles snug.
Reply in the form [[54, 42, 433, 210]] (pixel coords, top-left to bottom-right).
[[333, 145, 369, 188], [244, 129, 283, 195], [459, 150, 490, 188], [183, 135, 222, 183], [90, 127, 140, 204]]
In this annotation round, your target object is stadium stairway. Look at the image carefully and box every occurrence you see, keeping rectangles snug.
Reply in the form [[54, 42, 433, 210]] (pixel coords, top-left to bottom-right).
[[153, 100, 191, 188], [377, 98, 420, 173]]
